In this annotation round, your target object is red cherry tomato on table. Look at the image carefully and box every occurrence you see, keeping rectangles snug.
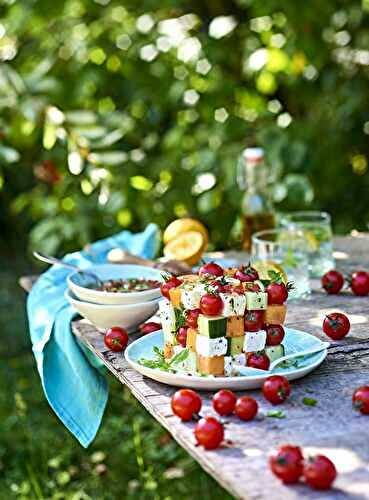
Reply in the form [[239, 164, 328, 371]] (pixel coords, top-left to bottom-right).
[[160, 276, 183, 299], [176, 327, 188, 347], [234, 264, 259, 282], [321, 270, 344, 295], [247, 351, 270, 371], [266, 283, 288, 305], [350, 271, 369, 296], [199, 262, 224, 277], [269, 445, 304, 484], [303, 455, 337, 490], [212, 390, 236, 416], [263, 375, 291, 404], [171, 389, 202, 421], [352, 386, 369, 415], [200, 293, 223, 316], [139, 322, 161, 335], [244, 310, 264, 332], [323, 312, 350, 340], [194, 416, 224, 450], [185, 308, 201, 329], [104, 327, 128, 352], [234, 396, 258, 421], [265, 324, 285, 346]]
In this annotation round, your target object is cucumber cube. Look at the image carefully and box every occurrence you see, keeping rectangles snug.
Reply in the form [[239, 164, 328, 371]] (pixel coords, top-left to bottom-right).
[[245, 291, 268, 310], [198, 314, 227, 338], [227, 336, 245, 356], [265, 344, 285, 363]]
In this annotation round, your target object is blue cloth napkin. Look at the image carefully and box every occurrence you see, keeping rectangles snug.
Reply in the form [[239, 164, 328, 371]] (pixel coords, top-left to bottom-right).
[[27, 224, 160, 447]]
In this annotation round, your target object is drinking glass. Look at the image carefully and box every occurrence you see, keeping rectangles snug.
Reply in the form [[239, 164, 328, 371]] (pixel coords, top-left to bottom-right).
[[251, 228, 311, 299], [279, 211, 334, 278]]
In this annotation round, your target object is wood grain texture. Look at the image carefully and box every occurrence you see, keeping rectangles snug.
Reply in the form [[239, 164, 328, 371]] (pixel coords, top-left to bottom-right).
[[23, 236, 369, 499]]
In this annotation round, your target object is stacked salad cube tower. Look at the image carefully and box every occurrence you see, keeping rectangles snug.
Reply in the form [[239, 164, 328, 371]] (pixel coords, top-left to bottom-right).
[[159, 262, 289, 376]]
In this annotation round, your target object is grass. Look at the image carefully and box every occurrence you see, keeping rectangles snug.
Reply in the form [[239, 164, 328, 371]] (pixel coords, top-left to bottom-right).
[[0, 255, 232, 500]]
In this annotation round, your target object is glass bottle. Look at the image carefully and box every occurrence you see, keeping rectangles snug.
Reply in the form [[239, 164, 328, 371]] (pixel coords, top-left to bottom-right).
[[237, 147, 276, 252]]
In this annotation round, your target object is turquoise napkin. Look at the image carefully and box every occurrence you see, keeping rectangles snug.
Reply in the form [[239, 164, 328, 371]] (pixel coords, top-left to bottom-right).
[[27, 224, 160, 447]]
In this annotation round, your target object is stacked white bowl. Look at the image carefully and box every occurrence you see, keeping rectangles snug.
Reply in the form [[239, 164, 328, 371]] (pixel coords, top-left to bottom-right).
[[65, 264, 164, 331]]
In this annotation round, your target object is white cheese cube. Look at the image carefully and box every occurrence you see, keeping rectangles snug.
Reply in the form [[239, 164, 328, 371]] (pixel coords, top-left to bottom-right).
[[243, 330, 267, 353], [195, 335, 228, 357], [224, 356, 233, 376], [245, 292, 268, 310], [181, 288, 201, 309], [233, 353, 246, 366], [159, 299, 176, 343], [219, 293, 246, 317]]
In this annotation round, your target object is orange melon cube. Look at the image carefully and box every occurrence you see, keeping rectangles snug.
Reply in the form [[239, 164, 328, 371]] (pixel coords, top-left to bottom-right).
[[197, 354, 224, 376], [164, 343, 174, 359], [226, 316, 244, 337], [265, 305, 287, 325], [186, 328, 197, 352], [168, 287, 182, 308]]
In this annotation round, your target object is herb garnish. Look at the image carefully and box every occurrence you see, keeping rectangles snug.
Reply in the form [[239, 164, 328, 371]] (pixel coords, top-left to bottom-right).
[[302, 397, 317, 407], [266, 410, 285, 419], [138, 347, 189, 372]]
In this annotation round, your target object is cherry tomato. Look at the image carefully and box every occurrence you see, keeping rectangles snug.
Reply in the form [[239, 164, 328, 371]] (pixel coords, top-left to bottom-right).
[[194, 416, 224, 450], [104, 327, 129, 352], [160, 276, 183, 299], [210, 280, 227, 293], [185, 308, 201, 329], [176, 327, 188, 347], [323, 313, 350, 340], [321, 270, 344, 295], [263, 375, 291, 404], [265, 324, 285, 346], [234, 264, 259, 282], [244, 310, 264, 332], [247, 351, 270, 371], [350, 271, 369, 296], [269, 445, 304, 484], [266, 283, 288, 305], [171, 389, 202, 421], [303, 455, 337, 490], [212, 390, 237, 416], [139, 321, 161, 335], [244, 282, 261, 292], [199, 262, 224, 277], [200, 293, 223, 316], [234, 396, 258, 421], [352, 386, 369, 415]]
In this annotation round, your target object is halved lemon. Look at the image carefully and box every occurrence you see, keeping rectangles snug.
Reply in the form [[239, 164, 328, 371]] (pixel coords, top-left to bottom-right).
[[163, 231, 205, 266], [163, 218, 208, 247], [252, 260, 288, 283]]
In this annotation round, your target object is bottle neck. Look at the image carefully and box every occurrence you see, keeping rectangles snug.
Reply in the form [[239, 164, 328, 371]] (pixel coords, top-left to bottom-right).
[[243, 160, 268, 193]]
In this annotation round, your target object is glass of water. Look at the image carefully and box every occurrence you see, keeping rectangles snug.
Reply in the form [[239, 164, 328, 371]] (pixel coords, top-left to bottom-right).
[[279, 211, 334, 278], [251, 228, 311, 299]]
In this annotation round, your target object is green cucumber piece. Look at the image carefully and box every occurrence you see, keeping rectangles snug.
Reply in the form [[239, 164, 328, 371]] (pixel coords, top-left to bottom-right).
[[198, 314, 227, 338], [227, 336, 244, 356], [265, 344, 285, 363]]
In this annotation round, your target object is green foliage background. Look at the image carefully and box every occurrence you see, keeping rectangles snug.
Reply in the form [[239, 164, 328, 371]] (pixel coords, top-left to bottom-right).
[[2, 0, 369, 255]]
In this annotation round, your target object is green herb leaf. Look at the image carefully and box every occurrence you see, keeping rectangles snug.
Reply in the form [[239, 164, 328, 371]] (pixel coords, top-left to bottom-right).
[[266, 410, 285, 419], [174, 307, 186, 329], [170, 348, 189, 366], [302, 397, 317, 407]]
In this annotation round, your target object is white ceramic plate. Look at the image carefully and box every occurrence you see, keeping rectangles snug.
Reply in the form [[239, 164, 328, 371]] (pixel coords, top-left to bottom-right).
[[65, 290, 161, 331], [67, 264, 164, 305], [125, 328, 327, 390]]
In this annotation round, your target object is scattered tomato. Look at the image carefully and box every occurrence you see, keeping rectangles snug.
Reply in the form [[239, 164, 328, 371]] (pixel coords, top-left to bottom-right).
[[247, 351, 270, 371], [199, 262, 224, 277], [234, 396, 258, 421], [352, 386, 369, 415], [265, 324, 285, 346], [321, 270, 344, 295], [139, 321, 161, 335], [185, 308, 201, 329], [244, 310, 265, 332], [171, 389, 202, 421], [234, 264, 259, 282], [200, 293, 223, 316], [263, 375, 291, 405], [269, 445, 304, 484], [194, 416, 224, 450], [212, 390, 237, 416], [104, 327, 129, 352], [160, 276, 183, 299], [350, 271, 369, 296], [176, 327, 188, 347], [303, 455, 337, 490], [323, 312, 350, 340], [266, 283, 288, 305]]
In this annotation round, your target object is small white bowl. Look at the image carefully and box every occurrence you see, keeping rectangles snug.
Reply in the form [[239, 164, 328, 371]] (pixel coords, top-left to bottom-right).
[[67, 264, 164, 305], [65, 290, 161, 331]]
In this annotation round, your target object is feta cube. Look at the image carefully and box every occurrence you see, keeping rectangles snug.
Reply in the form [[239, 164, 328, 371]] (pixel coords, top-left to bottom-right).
[[245, 291, 268, 310], [224, 356, 233, 376], [181, 288, 201, 309], [159, 299, 176, 343], [243, 330, 267, 353], [233, 353, 246, 366], [219, 293, 246, 317], [195, 335, 228, 357]]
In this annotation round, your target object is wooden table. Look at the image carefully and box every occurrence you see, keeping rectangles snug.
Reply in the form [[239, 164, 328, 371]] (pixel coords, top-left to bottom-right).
[[23, 235, 369, 499]]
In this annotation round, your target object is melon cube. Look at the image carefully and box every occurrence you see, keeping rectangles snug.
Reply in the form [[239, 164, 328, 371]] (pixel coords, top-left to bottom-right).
[[265, 304, 287, 325], [226, 316, 244, 337], [197, 354, 224, 376], [186, 328, 197, 352]]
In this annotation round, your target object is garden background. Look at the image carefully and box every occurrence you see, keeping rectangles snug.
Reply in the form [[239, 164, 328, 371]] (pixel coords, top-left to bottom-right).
[[1, 0, 369, 498]]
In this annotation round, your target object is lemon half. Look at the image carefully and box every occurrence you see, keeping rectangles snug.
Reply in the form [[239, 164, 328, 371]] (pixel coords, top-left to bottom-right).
[[163, 218, 208, 247], [252, 260, 288, 283], [163, 231, 205, 266]]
